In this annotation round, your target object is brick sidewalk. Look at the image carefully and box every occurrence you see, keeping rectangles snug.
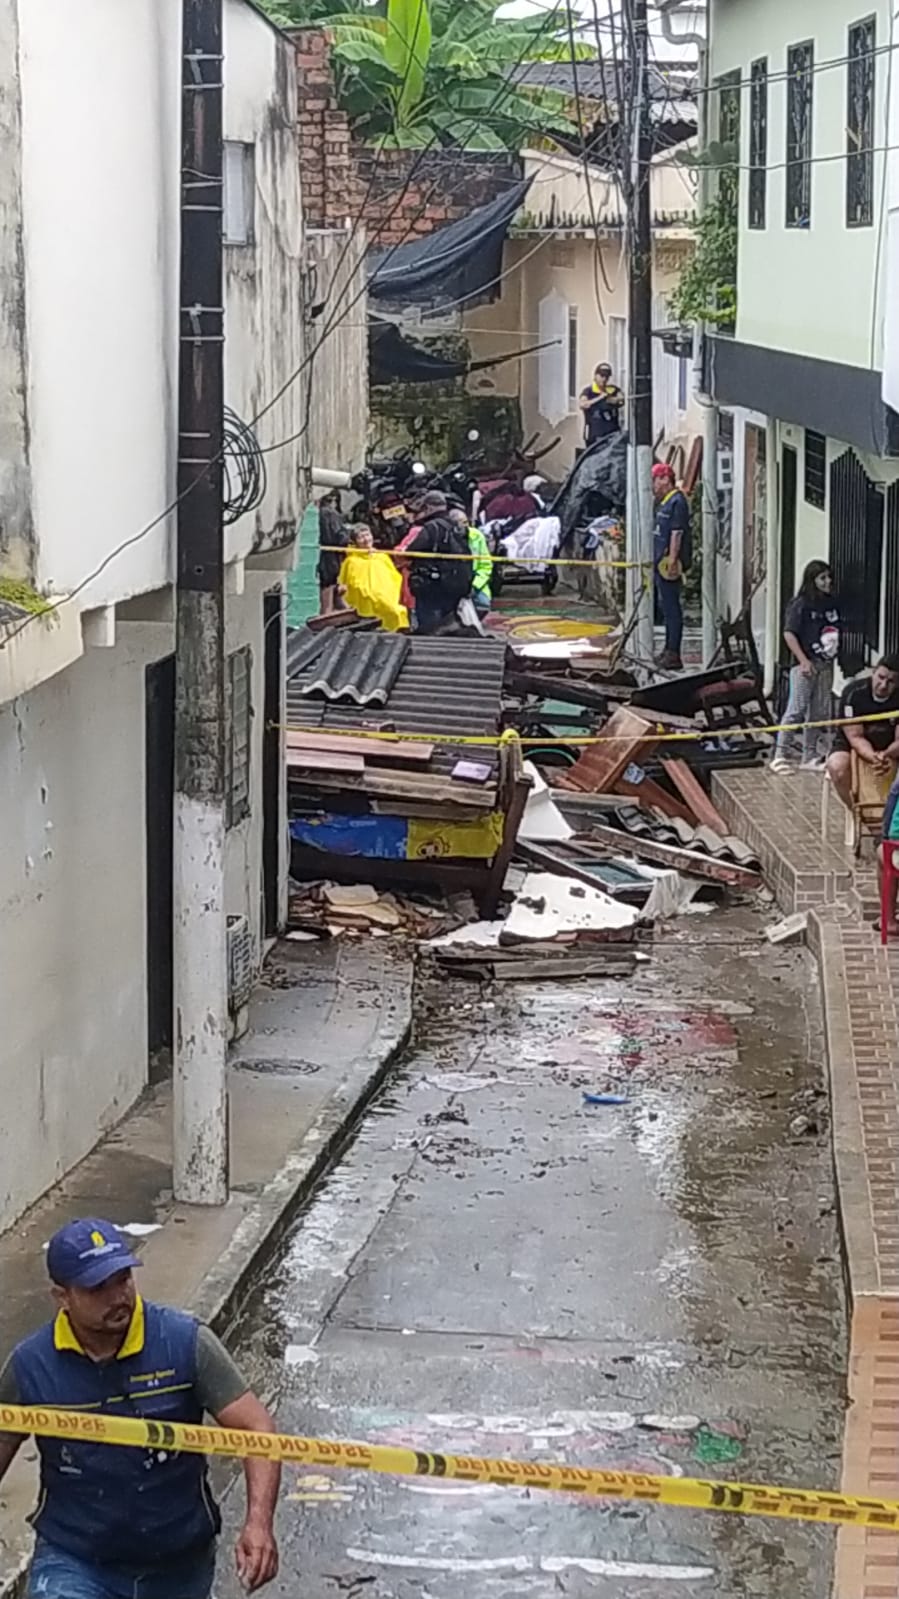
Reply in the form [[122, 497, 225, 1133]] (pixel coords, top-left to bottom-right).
[[715, 770, 899, 1599]]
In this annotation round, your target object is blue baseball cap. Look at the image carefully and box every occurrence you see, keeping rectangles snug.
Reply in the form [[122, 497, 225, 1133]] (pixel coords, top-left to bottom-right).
[[47, 1219, 141, 1289]]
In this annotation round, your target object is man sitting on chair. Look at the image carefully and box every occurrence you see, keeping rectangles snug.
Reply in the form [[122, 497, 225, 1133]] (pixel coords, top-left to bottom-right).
[[825, 655, 899, 810]]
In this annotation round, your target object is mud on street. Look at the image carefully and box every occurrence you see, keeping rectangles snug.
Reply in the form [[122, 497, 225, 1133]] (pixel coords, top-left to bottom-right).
[[218, 908, 845, 1599]]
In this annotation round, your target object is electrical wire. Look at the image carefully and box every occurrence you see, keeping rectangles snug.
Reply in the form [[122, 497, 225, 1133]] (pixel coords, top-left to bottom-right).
[[524, 0, 899, 102], [0, 0, 580, 650], [222, 406, 267, 526]]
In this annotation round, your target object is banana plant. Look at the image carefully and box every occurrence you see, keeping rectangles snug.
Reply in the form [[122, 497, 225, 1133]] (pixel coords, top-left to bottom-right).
[[266, 0, 589, 149]]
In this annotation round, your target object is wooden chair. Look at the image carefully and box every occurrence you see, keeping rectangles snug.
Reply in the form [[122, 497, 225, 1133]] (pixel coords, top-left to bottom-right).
[[695, 611, 772, 730], [849, 752, 894, 858]]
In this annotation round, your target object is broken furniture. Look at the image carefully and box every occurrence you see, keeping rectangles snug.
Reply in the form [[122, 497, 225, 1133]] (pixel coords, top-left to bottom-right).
[[849, 750, 894, 858], [691, 612, 773, 730], [286, 630, 529, 917]]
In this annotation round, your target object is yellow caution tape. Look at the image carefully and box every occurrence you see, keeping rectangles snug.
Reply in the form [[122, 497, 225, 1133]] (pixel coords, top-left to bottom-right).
[[0, 1405, 891, 1529], [282, 707, 899, 748], [320, 544, 645, 570]]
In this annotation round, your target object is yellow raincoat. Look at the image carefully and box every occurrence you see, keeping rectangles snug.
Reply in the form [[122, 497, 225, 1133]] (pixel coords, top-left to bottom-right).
[[338, 549, 409, 632]]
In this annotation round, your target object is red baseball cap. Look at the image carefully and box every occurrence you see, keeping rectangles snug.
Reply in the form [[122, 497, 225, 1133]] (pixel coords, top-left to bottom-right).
[[652, 462, 674, 480]]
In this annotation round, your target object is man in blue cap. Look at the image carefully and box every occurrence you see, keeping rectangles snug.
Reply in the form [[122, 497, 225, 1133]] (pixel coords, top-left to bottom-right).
[[0, 1218, 280, 1599]]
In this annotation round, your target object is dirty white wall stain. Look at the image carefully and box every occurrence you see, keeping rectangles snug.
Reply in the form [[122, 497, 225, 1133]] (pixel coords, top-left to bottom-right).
[[12, 0, 303, 611], [0, 574, 278, 1230]]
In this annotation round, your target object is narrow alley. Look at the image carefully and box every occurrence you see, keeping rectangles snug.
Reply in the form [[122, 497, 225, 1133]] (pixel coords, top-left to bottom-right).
[[217, 909, 845, 1599]]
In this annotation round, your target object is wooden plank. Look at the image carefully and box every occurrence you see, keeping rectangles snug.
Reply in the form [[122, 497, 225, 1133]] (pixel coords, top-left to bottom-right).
[[561, 706, 659, 794], [289, 767, 497, 809], [286, 749, 364, 774], [612, 772, 693, 822], [285, 730, 433, 764], [660, 757, 730, 833], [572, 823, 762, 888]]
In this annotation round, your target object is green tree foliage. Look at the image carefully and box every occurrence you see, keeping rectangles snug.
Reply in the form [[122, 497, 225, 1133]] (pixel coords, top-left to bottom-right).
[[266, 0, 589, 149], [667, 189, 737, 330]]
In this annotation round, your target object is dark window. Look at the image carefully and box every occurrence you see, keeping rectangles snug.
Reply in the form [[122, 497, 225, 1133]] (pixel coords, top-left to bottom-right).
[[226, 646, 252, 829], [786, 41, 814, 228], [749, 59, 768, 229], [568, 306, 578, 404], [716, 69, 742, 218], [847, 16, 876, 227], [804, 429, 826, 508]]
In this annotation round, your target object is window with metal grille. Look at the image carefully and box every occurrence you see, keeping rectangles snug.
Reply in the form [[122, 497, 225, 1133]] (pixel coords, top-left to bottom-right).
[[786, 41, 814, 228], [803, 430, 826, 508], [847, 17, 876, 227], [226, 646, 252, 829], [716, 69, 741, 219], [608, 315, 627, 390], [568, 306, 579, 405], [223, 142, 255, 246], [749, 59, 768, 229]]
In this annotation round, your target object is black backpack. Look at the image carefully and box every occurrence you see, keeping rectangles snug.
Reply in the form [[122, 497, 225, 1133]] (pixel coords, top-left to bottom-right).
[[411, 518, 471, 603]]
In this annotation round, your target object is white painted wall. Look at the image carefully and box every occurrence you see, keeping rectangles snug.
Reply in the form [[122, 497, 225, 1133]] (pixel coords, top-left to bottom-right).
[[17, 0, 180, 607], [465, 234, 703, 478], [223, 0, 305, 559], [0, 576, 280, 1232], [777, 422, 830, 587], [12, 0, 304, 611], [710, 0, 892, 369], [0, 625, 161, 1228]]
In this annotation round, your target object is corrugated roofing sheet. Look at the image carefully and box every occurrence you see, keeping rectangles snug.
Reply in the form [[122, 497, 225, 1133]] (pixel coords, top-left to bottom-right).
[[295, 631, 409, 707], [287, 635, 508, 777], [607, 805, 761, 868]]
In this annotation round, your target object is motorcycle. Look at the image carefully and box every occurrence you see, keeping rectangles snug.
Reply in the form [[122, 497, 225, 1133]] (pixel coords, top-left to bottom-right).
[[349, 448, 429, 544]]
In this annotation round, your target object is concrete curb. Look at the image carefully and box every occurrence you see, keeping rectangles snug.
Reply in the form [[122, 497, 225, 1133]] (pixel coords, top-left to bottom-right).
[[195, 962, 413, 1333], [0, 960, 414, 1599]]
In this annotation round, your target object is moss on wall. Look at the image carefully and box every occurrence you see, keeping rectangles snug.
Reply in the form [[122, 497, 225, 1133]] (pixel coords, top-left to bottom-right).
[[0, 577, 50, 615], [370, 333, 522, 464]]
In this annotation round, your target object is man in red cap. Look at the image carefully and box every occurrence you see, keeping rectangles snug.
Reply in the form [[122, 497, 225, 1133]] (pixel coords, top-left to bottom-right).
[[0, 1217, 280, 1599], [651, 463, 692, 671]]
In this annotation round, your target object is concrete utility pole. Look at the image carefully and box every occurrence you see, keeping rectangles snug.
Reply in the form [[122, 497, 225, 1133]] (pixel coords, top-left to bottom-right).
[[174, 0, 228, 1204], [624, 0, 656, 666]]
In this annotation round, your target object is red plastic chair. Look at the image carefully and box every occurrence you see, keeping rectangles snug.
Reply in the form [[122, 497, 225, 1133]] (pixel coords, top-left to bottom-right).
[[881, 841, 899, 944]]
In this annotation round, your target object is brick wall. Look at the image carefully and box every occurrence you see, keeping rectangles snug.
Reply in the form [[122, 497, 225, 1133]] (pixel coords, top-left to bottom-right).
[[353, 149, 524, 249], [292, 28, 522, 244], [293, 28, 360, 229]]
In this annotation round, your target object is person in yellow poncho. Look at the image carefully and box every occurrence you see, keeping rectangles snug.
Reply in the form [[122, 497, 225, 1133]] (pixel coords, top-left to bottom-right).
[[338, 524, 409, 632]]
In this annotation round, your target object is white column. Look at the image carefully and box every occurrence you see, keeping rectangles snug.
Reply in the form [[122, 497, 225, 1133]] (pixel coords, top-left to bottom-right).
[[173, 791, 228, 1204]]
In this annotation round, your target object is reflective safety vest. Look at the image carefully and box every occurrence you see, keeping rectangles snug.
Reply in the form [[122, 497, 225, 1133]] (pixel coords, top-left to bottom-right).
[[13, 1298, 220, 1566], [467, 527, 493, 593]]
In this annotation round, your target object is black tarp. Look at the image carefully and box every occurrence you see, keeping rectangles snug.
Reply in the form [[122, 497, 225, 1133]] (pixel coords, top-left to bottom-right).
[[369, 319, 557, 386], [368, 179, 532, 312], [550, 432, 629, 541]]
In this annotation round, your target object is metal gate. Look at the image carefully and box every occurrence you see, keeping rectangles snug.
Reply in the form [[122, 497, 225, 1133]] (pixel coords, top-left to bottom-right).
[[883, 483, 899, 657], [828, 449, 884, 676]]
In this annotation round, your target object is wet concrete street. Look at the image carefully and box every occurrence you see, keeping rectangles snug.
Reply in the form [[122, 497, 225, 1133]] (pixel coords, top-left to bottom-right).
[[219, 910, 846, 1599]]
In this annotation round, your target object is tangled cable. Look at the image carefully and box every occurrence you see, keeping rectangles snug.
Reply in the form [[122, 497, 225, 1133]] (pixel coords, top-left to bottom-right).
[[223, 405, 267, 526]]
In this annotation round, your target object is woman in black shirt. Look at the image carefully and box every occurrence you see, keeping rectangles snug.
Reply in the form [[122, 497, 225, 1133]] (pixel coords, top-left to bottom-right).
[[771, 560, 840, 772]]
